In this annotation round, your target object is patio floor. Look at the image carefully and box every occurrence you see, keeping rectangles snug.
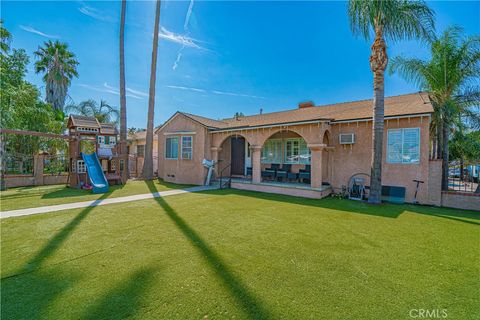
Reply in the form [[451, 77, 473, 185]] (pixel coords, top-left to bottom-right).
[[230, 178, 332, 199]]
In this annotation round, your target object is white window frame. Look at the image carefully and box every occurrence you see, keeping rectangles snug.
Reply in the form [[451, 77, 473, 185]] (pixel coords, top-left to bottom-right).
[[181, 136, 193, 160], [165, 136, 179, 159], [284, 138, 310, 164], [387, 128, 420, 164]]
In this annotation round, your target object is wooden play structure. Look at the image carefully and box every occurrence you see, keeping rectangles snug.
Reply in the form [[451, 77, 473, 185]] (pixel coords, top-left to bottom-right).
[[67, 115, 127, 190]]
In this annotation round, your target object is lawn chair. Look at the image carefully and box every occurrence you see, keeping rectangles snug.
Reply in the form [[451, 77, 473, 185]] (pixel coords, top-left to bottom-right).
[[298, 164, 311, 183], [276, 164, 292, 181]]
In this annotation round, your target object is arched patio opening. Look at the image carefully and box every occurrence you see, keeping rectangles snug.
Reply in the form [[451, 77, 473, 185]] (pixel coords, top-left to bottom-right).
[[260, 130, 311, 185], [216, 133, 252, 178]]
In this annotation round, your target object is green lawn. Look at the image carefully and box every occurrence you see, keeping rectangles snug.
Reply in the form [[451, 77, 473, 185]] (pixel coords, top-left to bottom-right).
[[1, 184, 478, 319], [0, 179, 191, 211]]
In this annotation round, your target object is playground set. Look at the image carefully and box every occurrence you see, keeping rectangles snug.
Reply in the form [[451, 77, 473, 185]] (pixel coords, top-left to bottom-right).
[[67, 115, 127, 193]]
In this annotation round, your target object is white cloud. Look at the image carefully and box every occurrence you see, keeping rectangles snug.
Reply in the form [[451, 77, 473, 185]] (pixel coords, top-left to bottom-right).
[[212, 90, 266, 100], [165, 85, 206, 93], [78, 83, 143, 100], [78, 4, 115, 23], [166, 85, 265, 99], [172, 0, 196, 71], [159, 27, 202, 49], [126, 87, 149, 98], [19, 25, 59, 39]]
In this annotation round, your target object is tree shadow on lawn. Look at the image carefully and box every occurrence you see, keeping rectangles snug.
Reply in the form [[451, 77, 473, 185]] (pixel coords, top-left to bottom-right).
[[1, 192, 111, 319], [81, 267, 156, 320], [198, 188, 479, 225], [145, 180, 274, 320], [41, 184, 126, 200]]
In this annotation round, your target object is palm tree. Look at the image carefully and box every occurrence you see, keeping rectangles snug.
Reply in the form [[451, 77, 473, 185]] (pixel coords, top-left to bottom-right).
[[34, 40, 79, 112], [119, 0, 127, 155], [348, 0, 435, 203], [142, 0, 161, 180], [389, 26, 480, 190], [66, 99, 119, 124]]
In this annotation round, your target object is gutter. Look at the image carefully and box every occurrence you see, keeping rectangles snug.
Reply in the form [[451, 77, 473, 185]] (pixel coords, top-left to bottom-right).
[[209, 119, 330, 133], [331, 113, 432, 124]]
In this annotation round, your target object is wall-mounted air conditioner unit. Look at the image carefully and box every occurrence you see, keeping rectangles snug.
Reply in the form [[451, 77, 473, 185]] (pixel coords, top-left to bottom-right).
[[339, 133, 355, 144]]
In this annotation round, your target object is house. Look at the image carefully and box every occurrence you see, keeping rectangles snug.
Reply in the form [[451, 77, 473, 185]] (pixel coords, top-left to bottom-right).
[[127, 130, 158, 176], [155, 92, 442, 205]]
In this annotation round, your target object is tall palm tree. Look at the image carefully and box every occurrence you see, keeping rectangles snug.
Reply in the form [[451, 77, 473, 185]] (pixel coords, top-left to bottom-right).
[[34, 40, 79, 112], [119, 0, 127, 154], [142, 0, 161, 180], [389, 26, 480, 190], [348, 0, 435, 203], [66, 99, 119, 124]]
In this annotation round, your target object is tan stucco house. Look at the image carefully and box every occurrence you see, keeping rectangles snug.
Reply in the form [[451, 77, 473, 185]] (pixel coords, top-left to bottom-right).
[[128, 130, 158, 176], [155, 92, 442, 205]]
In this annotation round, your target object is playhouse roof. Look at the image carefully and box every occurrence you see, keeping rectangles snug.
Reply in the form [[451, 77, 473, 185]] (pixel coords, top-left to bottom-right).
[[67, 115, 100, 129]]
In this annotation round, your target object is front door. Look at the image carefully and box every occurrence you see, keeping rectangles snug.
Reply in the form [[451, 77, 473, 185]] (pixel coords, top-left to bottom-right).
[[231, 137, 245, 175]]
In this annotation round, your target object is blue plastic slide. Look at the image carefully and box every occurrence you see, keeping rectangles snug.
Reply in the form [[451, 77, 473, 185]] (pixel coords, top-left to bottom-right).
[[81, 152, 109, 193]]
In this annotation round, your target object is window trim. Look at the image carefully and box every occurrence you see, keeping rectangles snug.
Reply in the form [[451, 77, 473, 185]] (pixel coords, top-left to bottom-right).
[[165, 136, 179, 159], [387, 127, 420, 164], [181, 136, 193, 160]]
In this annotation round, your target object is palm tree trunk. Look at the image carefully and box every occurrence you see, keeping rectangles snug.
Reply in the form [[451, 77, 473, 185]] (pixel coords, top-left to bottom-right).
[[436, 121, 442, 160], [369, 71, 385, 204], [119, 0, 127, 150], [368, 27, 388, 204], [441, 123, 449, 190], [142, 0, 161, 180], [119, 0, 128, 180]]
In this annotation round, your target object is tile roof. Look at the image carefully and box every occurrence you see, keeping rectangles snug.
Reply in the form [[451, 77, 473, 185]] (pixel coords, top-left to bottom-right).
[[162, 92, 433, 131]]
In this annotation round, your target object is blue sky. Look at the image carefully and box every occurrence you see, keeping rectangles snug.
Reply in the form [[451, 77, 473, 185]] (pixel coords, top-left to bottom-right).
[[2, 1, 479, 128]]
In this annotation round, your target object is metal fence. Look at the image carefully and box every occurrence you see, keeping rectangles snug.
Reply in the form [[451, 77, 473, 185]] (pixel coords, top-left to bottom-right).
[[448, 162, 479, 193]]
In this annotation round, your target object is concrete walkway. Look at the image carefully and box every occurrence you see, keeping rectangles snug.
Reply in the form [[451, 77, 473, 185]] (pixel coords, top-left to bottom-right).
[[1, 185, 218, 219]]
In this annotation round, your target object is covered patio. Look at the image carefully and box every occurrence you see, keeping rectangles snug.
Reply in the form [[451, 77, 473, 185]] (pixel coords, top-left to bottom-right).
[[210, 121, 334, 198]]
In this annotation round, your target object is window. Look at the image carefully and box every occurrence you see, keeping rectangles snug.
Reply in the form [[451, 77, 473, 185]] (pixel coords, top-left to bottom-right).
[[77, 160, 86, 173], [261, 139, 283, 163], [284, 138, 310, 164], [109, 136, 116, 146], [387, 128, 420, 164], [97, 136, 105, 144], [181, 136, 193, 159], [137, 145, 145, 157], [165, 137, 179, 159]]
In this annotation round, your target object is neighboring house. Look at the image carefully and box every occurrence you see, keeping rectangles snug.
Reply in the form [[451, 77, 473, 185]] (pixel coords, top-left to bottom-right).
[[127, 130, 159, 176], [155, 92, 442, 204]]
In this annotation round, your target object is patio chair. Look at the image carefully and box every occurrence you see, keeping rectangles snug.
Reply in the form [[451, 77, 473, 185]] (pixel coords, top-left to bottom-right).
[[261, 163, 279, 180], [276, 164, 292, 181], [298, 164, 311, 183]]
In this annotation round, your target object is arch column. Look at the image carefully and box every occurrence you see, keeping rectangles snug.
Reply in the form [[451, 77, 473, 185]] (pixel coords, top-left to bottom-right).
[[250, 145, 262, 183], [211, 146, 222, 177], [308, 143, 326, 189]]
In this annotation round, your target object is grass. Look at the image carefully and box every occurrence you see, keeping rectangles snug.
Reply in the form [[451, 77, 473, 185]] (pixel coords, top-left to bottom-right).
[[0, 179, 192, 211], [1, 184, 479, 319]]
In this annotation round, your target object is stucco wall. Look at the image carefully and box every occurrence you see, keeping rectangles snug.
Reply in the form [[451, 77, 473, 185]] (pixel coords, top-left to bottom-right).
[[156, 112, 436, 204], [156, 115, 208, 185], [330, 116, 431, 203], [441, 192, 480, 211]]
